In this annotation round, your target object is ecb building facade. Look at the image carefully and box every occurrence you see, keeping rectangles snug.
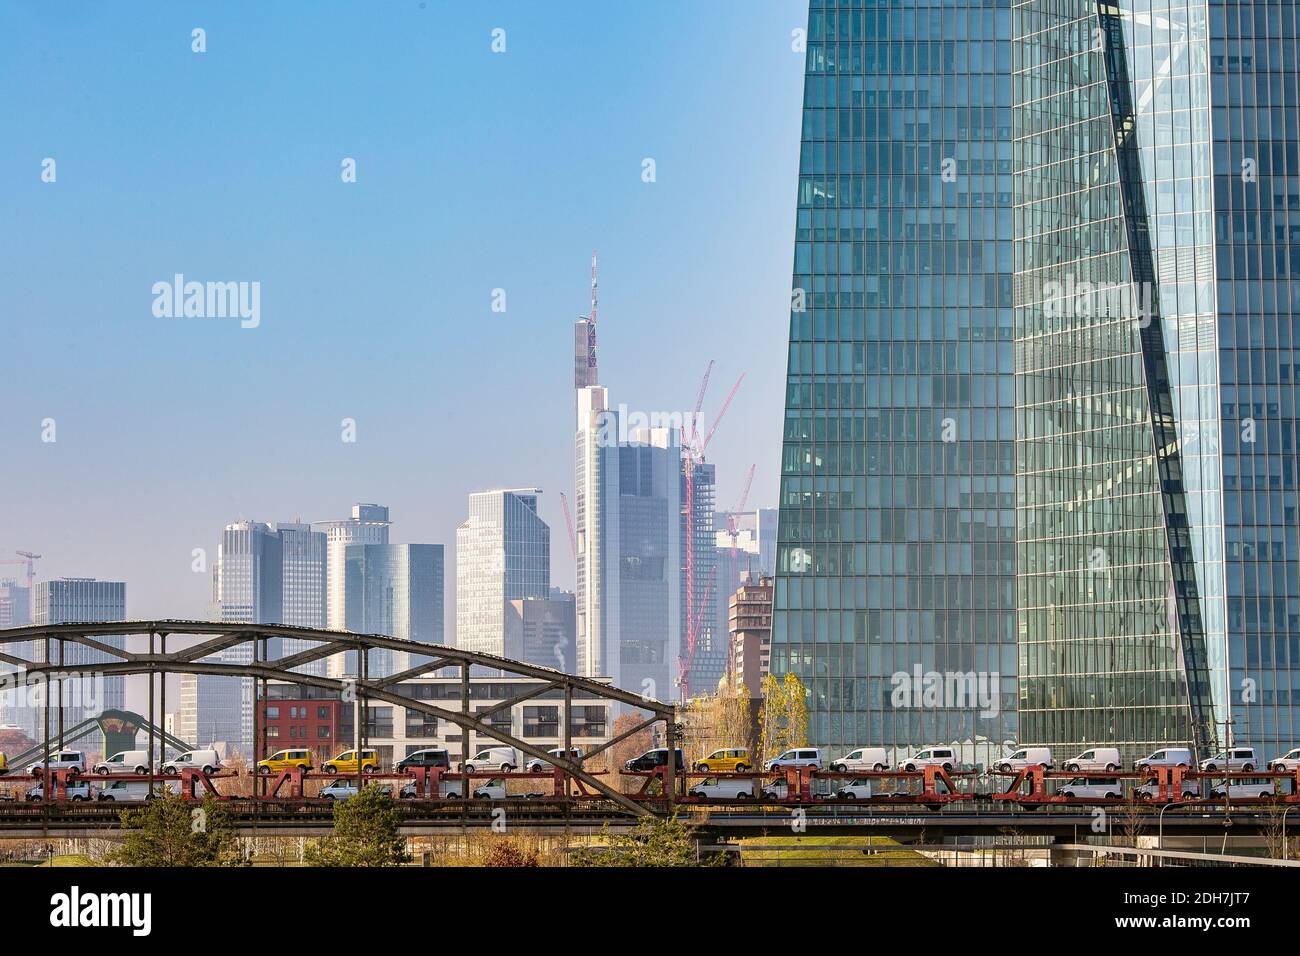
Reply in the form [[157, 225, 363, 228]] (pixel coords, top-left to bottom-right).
[[775, 0, 1300, 763]]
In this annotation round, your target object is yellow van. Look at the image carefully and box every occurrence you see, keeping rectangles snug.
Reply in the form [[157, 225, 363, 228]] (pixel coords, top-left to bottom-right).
[[323, 749, 379, 775], [0, 752, 7, 775], [694, 749, 752, 773], [257, 749, 314, 774]]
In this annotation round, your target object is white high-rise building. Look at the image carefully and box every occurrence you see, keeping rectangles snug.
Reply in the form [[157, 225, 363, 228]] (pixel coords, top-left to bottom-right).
[[316, 503, 391, 632], [182, 521, 281, 757], [455, 489, 550, 660], [181, 519, 328, 757], [575, 387, 681, 701], [315, 503, 390, 677]]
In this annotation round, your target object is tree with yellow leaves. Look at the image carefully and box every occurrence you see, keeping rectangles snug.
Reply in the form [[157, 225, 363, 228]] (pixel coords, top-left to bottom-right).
[[759, 672, 810, 765]]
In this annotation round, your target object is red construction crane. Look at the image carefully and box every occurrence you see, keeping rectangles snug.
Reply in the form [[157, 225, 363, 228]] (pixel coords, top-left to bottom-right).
[[559, 492, 578, 561], [0, 550, 42, 620], [725, 464, 757, 548], [678, 367, 744, 700]]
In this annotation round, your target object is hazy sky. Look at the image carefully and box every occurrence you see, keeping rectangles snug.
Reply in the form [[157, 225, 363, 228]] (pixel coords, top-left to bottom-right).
[[1, 2, 806, 643]]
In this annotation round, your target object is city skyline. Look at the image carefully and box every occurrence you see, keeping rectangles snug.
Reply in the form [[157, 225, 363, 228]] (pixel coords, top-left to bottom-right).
[[0, 1, 804, 636]]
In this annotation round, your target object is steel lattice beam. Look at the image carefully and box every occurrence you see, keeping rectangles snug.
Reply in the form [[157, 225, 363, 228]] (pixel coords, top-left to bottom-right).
[[0, 620, 674, 817]]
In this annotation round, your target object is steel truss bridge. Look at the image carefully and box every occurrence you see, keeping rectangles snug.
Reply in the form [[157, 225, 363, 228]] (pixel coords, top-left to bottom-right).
[[0, 798, 1293, 842], [2, 622, 1298, 846], [0, 620, 678, 816]]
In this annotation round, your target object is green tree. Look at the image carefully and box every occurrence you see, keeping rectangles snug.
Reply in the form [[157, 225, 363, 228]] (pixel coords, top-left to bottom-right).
[[682, 679, 755, 767], [759, 671, 810, 764], [570, 814, 718, 867], [305, 784, 410, 867], [108, 794, 247, 867]]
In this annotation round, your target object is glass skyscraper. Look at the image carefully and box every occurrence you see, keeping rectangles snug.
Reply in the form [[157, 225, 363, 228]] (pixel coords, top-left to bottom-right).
[[1016, 0, 1299, 757], [345, 543, 445, 678], [18, 579, 126, 743], [455, 488, 551, 661], [681, 461, 722, 695], [777, 0, 1300, 762], [774, 0, 1018, 763]]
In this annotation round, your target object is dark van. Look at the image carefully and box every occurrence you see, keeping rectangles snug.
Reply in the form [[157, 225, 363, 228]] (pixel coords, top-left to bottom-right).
[[396, 748, 452, 771], [624, 748, 686, 772]]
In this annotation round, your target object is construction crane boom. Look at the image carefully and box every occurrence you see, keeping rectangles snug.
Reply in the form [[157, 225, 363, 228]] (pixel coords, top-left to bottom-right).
[[699, 373, 745, 459], [559, 493, 578, 561], [678, 365, 745, 700]]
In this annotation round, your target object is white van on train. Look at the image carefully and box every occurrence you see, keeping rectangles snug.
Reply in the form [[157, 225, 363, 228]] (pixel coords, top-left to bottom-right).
[[1062, 748, 1122, 773], [461, 747, 519, 773], [829, 747, 888, 773], [92, 750, 150, 776], [897, 746, 957, 772], [161, 749, 222, 775], [1134, 747, 1193, 772], [1056, 777, 1124, 800], [990, 747, 1052, 773]]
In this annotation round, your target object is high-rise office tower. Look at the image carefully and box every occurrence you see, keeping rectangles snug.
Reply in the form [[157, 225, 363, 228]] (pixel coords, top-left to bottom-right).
[[344, 543, 444, 677], [773, 0, 1017, 762], [505, 590, 577, 672], [183, 520, 282, 756], [20, 578, 126, 743], [681, 461, 722, 695], [714, 507, 779, 674], [575, 385, 617, 683], [1014, 0, 1300, 757], [315, 504, 390, 677], [0, 579, 32, 729], [575, 390, 682, 699], [276, 521, 328, 676], [455, 489, 551, 660], [0, 579, 30, 628], [317, 503, 391, 631], [730, 574, 774, 698]]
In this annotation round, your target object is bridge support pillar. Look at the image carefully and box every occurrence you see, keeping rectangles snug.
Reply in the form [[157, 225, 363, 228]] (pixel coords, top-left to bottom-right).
[[1048, 837, 1089, 868]]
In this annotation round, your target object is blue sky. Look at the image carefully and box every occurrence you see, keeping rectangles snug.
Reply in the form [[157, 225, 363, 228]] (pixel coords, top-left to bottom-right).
[[0, 1, 807, 633]]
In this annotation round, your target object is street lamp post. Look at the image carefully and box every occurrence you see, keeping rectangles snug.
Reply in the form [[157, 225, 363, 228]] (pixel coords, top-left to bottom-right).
[[1157, 799, 1184, 865]]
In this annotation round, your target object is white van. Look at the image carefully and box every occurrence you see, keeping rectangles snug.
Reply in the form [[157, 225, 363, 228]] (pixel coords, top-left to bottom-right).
[[835, 778, 874, 799], [1063, 748, 1122, 772], [1268, 748, 1300, 772], [1134, 747, 1193, 772], [525, 748, 584, 773], [26, 751, 85, 776], [1210, 779, 1275, 801], [26, 781, 92, 802], [897, 746, 957, 772], [98, 780, 177, 802], [1057, 777, 1124, 800], [161, 749, 222, 775], [991, 747, 1052, 773], [92, 750, 150, 776], [1200, 747, 1258, 772], [400, 779, 463, 799], [1135, 780, 1199, 802], [461, 746, 519, 773], [688, 777, 755, 800], [763, 748, 823, 771], [830, 747, 888, 773]]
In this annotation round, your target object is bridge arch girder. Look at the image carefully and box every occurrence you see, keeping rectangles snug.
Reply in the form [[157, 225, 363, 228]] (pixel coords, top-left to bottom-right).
[[0, 620, 677, 817]]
